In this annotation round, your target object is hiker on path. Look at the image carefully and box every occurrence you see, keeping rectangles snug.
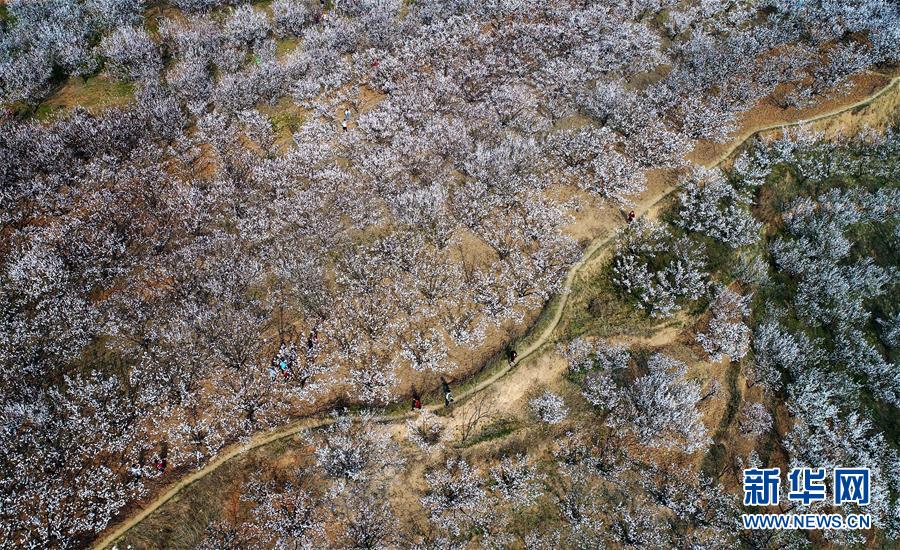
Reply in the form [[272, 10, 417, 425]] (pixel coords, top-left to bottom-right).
[[440, 377, 454, 407], [412, 386, 423, 410], [306, 326, 319, 357], [627, 210, 636, 223], [508, 348, 518, 365]]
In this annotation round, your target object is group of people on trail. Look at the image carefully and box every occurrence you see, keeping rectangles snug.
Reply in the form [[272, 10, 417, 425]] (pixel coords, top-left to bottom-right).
[[128, 454, 167, 480], [410, 348, 521, 410], [268, 327, 321, 382], [268, 361, 289, 380], [410, 378, 455, 410], [269, 344, 296, 380]]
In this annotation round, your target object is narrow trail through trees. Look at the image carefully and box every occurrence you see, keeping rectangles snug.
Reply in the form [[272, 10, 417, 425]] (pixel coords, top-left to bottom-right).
[[93, 75, 900, 550]]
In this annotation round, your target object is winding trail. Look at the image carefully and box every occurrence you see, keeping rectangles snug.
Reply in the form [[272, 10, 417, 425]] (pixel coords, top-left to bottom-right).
[[93, 75, 899, 550]]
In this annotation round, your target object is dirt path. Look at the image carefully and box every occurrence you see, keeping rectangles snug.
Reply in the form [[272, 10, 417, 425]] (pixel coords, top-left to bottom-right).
[[93, 75, 900, 550]]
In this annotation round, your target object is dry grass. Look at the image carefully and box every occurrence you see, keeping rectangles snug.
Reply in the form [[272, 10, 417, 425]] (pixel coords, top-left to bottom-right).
[[767, 72, 900, 139], [119, 436, 316, 550], [275, 37, 301, 57], [34, 76, 135, 121], [256, 95, 309, 151]]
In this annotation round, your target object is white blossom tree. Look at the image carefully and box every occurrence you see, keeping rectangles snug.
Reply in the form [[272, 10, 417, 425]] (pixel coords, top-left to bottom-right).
[[406, 410, 451, 453], [314, 411, 403, 489], [676, 167, 761, 248], [696, 287, 752, 362], [420, 456, 490, 538], [529, 390, 569, 425], [739, 402, 773, 437], [612, 219, 709, 317], [99, 25, 161, 80]]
